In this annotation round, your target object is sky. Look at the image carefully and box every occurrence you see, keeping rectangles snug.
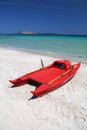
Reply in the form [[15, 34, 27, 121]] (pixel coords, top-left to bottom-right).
[[0, 0, 87, 35]]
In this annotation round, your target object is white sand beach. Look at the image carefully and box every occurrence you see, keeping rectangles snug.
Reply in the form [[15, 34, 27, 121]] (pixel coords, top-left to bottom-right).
[[0, 47, 87, 130]]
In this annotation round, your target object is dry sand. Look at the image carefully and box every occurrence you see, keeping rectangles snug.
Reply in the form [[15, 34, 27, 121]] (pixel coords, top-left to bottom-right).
[[0, 47, 87, 130]]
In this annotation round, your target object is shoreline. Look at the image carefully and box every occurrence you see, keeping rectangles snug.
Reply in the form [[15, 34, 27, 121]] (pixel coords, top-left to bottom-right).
[[0, 47, 87, 130], [0, 46, 87, 65]]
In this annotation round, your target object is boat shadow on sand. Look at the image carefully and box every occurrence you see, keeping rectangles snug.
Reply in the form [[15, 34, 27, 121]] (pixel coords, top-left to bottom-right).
[[10, 80, 40, 100]]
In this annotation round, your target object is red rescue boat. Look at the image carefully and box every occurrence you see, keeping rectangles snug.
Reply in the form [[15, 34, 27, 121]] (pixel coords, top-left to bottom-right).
[[9, 59, 81, 97]]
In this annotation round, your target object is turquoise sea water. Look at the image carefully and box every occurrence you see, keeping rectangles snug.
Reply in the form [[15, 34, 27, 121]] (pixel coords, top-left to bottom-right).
[[0, 35, 87, 63]]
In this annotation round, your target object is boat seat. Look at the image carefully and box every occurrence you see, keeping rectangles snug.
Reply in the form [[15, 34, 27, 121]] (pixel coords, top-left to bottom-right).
[[53, 62, 66, 69]]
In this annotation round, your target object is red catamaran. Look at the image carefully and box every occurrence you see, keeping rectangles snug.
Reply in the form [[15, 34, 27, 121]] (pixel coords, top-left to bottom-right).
[[9, 59, 80, 97]]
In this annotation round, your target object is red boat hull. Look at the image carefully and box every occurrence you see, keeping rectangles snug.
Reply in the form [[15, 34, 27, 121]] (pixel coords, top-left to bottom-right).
[[9, 59, 81, 97]]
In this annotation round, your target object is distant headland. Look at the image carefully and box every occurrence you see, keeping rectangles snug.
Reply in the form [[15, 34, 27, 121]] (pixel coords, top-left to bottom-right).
[[17, 31, 37, 34], [0, 31, 87, 36], [14, 31, 87, 36]]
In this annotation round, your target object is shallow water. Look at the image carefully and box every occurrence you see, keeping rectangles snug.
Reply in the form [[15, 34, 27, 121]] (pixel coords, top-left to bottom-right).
[[0, 34, 87, 63]]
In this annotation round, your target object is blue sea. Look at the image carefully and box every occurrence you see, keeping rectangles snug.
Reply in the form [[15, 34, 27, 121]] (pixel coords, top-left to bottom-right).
[[0, 34, 87, 64]]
